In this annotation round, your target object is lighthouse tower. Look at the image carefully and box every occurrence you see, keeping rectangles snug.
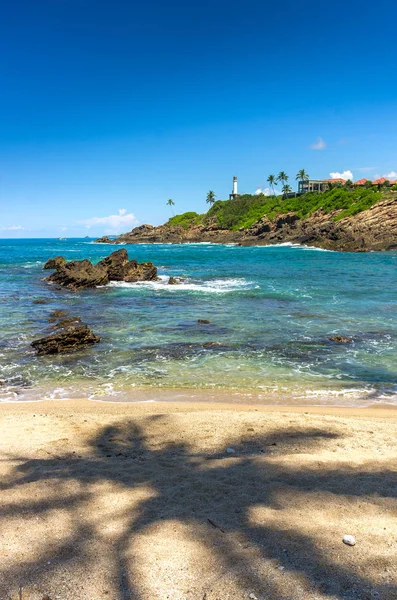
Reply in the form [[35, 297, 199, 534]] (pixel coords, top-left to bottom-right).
[[229, 176, 239, 200]]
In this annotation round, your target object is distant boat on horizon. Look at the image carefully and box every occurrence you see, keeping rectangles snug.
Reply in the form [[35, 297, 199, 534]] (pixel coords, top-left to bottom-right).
[[58, 237, 66, 240]]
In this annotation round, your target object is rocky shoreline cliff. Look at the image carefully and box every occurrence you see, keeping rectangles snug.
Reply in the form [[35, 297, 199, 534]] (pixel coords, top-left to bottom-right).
[[97, 193, 397, 252]]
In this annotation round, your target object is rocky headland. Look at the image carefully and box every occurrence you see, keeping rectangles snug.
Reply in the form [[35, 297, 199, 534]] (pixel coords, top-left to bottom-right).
[[96, 192, 397, 252]]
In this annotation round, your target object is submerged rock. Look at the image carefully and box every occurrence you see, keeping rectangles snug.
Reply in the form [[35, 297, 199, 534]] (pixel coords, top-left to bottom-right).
[[329, 335, 353, 344], [32, 309, 100, 355], [49, 309, 68, 320], [51, 316, 82, 329], [203, 341, 221, 348], [32, 324, 100, 355], [198, 319, 211, 324], [44, 249, 158, 291]]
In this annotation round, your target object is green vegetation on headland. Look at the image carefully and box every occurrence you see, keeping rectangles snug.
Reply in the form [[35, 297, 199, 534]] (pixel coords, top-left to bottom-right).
[[166, 187, 385, 232]]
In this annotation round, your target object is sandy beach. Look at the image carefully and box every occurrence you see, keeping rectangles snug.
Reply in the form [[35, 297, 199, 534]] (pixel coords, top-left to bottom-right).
[[0, 399, 396, 600]]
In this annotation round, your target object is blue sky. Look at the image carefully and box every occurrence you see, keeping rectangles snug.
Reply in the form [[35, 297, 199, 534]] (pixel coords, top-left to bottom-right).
[[1, 0, 396, 237]]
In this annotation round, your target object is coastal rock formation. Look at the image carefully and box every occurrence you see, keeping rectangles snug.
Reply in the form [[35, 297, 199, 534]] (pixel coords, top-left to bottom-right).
[[32, 324, 100, 355], [45, 249, 158, 290], [31, 311, 100, 355], [48, 258, 109, 290], [43, 256, 66, 270], [97, 194, 397, 252]]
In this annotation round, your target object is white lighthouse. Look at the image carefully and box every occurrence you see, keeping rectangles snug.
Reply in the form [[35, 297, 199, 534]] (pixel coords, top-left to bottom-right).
[[229, 176, 239, 199]]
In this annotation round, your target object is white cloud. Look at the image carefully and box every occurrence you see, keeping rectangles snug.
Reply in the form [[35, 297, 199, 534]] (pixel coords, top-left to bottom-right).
[[254, 187, 280, 196], [80, 209, 138, 231], [310, 137, 326, 150], [0, 225, 24, 231], [385, 171, 397, 178], [330, 170, 353, 180]]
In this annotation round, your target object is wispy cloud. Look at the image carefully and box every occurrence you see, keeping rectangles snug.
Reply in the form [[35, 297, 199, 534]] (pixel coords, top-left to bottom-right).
[[356, 167, 376, 173], [80, 209, 138, 231], [330, 170, 353, 180], [310, 137, 326, 150], [0, 225, 24, 231], [385, 171, 397, 178]]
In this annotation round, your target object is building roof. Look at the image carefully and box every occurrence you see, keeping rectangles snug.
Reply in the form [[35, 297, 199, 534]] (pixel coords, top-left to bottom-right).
[[372, 177, 389, 185], [326, 178, 346, 184], [354, 178, 368, 185]]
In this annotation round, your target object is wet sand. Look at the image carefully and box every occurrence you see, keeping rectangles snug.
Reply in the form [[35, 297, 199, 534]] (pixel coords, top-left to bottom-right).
[[0, 399, 396, 600]]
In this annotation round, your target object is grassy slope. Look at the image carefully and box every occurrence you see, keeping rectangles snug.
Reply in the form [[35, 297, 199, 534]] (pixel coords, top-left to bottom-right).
[[166, 188, 389, 232]]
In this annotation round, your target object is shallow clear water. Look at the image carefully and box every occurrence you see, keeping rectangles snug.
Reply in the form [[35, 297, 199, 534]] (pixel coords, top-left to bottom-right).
[[1, 238, 397, 406]]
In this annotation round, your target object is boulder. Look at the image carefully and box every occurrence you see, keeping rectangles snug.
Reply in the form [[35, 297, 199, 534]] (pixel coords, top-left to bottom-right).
[[43, 256, 66, 270], [247, 217, 273, 236], [47, 259, 109, 291], [123, 261, 158, 283], [31, 324, 100, 355], [45, 250, 158, 290], [168, 277, 180, 285], [275, 213, 299, 229], [97, 248, 129, 281], [198, 319, 211, 324], [95, 236, 112, 243]]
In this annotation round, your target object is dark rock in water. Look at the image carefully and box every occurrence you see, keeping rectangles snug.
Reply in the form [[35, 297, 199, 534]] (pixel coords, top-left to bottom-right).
[[45, 250, 158, 290], [43, 256, 66, 270], [203, 341, 221, 348], [123, 261, 158, 283], [329, 335, 353, 344], [49, 309, 68, 320], [47, 258, 109, 291], [95, 235, 112, 243], [33, 298, 50, 304], [97, 248, 129, 281], [32, 324, 100, 355], [198, 319, 211, 324], [96, 248, 158, 283], [168, 277, 180, 285]]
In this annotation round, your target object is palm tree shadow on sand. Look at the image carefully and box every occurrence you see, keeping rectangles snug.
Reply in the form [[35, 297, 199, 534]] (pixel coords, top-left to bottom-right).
[[1, 418, 396, 600]]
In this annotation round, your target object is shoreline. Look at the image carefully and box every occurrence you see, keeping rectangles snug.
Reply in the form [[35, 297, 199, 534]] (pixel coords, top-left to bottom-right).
[[3, 383, 397, 411], [1, 397, 397, 419]]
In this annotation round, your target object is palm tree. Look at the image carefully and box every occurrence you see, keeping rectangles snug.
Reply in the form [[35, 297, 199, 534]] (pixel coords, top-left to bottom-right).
[[296, 169, 309, 194], [267, 175, 277, 196], [206, 190, 216, 205], [282, 184, 292, 199], [277, 171, 288, 188], [296, 169, 309, 182], [166, 198, 175, 216]]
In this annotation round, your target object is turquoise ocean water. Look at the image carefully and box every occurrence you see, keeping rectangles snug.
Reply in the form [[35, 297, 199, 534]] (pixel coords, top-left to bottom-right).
[[1, 238, 396, 406]]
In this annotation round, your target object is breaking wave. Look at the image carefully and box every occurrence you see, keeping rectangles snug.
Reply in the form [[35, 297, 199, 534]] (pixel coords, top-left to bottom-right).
[[107, 276, 258, 293]]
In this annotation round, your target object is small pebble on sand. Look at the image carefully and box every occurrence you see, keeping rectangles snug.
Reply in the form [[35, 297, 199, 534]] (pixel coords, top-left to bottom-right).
[[343, 534, 356, 546]]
